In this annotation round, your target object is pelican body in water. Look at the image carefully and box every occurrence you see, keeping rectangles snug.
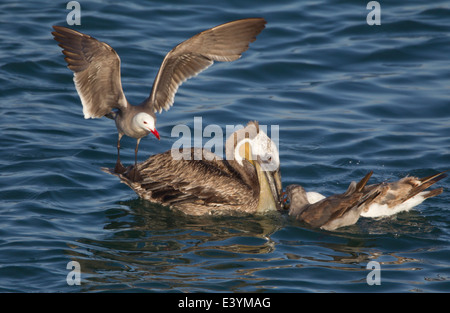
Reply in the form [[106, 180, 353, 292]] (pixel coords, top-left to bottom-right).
[[52, 18, 266, 181], [286, 171, 447, 230], [104, 121, 283, 215], [286, 171, 380, 231]]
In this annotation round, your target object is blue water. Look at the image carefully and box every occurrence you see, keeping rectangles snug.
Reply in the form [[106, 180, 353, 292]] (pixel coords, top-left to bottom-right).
[[0, 0, 449, 293]]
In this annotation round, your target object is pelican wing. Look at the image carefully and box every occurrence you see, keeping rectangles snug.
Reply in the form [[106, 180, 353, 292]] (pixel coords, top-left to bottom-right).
[[134, 149, 252, 207], [142, 18, 266, 113], [52, 26, 128, 118]]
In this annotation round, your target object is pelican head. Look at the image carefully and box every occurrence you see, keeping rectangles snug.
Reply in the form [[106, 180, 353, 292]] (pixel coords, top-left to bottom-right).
[[226, 121, 283, 213]]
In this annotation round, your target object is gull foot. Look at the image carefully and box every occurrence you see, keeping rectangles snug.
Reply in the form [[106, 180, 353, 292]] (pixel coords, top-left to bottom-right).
[[128, 166, 142, 182], [114, 161, 127, 174]]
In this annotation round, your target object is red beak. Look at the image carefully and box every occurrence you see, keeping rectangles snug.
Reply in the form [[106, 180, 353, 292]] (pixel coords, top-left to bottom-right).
[[151, 129, 160, 140]]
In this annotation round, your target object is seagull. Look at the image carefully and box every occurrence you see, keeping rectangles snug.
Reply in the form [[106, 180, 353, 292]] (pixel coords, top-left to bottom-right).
[[285, 171, 380, 231], [360, 171, 447, 218], [103, 121, 283, 215], [285, 171, 447, 226], [52, 18, 266, 181]]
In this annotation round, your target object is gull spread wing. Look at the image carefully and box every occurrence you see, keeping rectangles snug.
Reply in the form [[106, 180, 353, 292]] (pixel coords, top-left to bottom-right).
[[52, 26, 128, 118], [142, 18, 266, 113]]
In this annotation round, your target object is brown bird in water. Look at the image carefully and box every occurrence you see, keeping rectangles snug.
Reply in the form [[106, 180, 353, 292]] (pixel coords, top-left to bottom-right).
[[286, 171, 380, 231], [286, 171, 447, 223], [360, 171, 447, 217], [52, 18, 266, 181], [103, 121, 283, 216]]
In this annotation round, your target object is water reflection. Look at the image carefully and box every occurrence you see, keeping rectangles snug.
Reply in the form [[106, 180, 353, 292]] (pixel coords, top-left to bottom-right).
[[68, 199, 285, 291], [66, 199, 440, 292], [279, 211, 436, 275]]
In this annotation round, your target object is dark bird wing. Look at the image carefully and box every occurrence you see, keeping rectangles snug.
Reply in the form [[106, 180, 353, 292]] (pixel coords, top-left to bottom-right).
[[52, 26, 128, 118], [364, 170, 448, 207], [406, 171, 447, 200], [300, 171, 376, 229], [104, 148, 257, 213], [142, 18, 266, 113]]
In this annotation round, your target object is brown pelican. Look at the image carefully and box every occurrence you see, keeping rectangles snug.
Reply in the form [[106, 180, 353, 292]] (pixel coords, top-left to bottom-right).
[[52, 18, 266, 181], [286, 171, 447, 226], [285, 171, 380, 231], [103, 121, 283, 216]]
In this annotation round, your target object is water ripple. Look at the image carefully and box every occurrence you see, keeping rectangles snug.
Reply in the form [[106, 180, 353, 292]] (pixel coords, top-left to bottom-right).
[[0, 0, 449, 293]]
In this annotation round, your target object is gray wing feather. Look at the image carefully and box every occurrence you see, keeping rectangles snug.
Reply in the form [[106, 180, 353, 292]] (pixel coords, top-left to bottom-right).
[[143, 18, 266, 113], [52, 26, 128, 118]]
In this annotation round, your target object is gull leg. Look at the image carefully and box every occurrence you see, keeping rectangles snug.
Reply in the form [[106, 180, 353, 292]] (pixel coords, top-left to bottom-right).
[[134, 138, 141, 169], [114, 133, 126, 174], [129, 138, 142, 182]]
